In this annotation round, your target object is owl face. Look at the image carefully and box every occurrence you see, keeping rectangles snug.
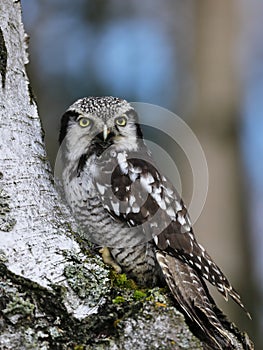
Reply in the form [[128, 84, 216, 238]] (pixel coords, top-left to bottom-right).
[[60, 96, 142, 161]]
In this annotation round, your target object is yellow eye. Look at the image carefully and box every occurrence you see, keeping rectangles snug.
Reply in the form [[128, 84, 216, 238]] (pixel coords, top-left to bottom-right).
[[115, 116, 127, 127], [78, 117, 91, 128]]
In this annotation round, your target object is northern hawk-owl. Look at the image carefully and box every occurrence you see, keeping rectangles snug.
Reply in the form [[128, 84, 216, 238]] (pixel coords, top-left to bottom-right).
[[59, 96, 253, 349]]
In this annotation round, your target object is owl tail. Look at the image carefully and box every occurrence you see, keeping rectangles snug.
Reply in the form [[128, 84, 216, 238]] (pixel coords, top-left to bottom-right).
[[156, 251, 254, 350]]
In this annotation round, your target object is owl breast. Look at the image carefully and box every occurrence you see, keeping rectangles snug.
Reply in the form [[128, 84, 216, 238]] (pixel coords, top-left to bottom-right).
[[61, 157, 160, 286]]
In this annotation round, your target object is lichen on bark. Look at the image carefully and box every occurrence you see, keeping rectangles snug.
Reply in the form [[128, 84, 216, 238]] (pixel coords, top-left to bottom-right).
[[0, 186, 16, 232]]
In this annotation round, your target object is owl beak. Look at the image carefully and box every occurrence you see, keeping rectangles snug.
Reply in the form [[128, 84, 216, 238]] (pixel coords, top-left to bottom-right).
[[103, 124, 110, 141]]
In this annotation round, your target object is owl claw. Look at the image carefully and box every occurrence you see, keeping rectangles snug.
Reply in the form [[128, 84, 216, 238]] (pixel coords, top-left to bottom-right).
[[99, 247, 122, 273]]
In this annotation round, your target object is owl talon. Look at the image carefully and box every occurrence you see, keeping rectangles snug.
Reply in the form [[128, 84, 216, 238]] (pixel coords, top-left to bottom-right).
[[99, 247, 122, 273]]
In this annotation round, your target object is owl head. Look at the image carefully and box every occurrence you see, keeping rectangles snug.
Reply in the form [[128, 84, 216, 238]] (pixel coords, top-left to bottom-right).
[[59, 96, 144, 161]]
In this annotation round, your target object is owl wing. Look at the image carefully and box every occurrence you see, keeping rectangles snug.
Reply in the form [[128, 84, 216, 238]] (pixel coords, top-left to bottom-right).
[[94, 150, 248, 315]]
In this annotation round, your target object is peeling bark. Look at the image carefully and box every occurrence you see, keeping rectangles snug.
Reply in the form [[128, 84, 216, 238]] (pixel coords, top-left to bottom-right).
[[0, 1, 202, 349]]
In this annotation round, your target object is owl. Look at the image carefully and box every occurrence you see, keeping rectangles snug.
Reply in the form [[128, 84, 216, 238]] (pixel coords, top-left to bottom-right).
[[59, 96, 253, 349]]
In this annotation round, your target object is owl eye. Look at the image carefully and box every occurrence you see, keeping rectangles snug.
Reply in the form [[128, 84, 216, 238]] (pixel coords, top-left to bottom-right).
[[115, 116, 127, 127], [78, 117, 91, 128]]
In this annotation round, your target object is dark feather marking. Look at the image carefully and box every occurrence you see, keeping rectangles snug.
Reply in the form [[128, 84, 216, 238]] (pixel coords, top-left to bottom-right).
[[108, 158, 163, 225], [59, 110, 80, 144]]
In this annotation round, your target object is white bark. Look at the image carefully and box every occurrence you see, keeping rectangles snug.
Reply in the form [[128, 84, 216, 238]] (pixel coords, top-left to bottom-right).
[[0, 0, 101, 317], [0, 1, 201, 349]]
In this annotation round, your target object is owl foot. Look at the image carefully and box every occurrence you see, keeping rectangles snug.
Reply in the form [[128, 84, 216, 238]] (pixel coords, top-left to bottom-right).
[[99, 247, 122, 273]]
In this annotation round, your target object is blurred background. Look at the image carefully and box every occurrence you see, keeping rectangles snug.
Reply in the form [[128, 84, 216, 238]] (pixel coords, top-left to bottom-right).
[[21, 0, 263, 347]]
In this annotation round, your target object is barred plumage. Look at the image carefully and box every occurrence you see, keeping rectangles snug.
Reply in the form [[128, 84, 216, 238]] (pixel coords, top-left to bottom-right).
[[59, 96, 253, 349]]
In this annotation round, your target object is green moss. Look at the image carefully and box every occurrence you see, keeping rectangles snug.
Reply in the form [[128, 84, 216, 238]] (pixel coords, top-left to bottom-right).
[[74, 346, 85, 350], [110, 273, 169, 308], [133, 290, 147, 300], [112, 296, 126, 304], [111, 272, 137, 289]]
